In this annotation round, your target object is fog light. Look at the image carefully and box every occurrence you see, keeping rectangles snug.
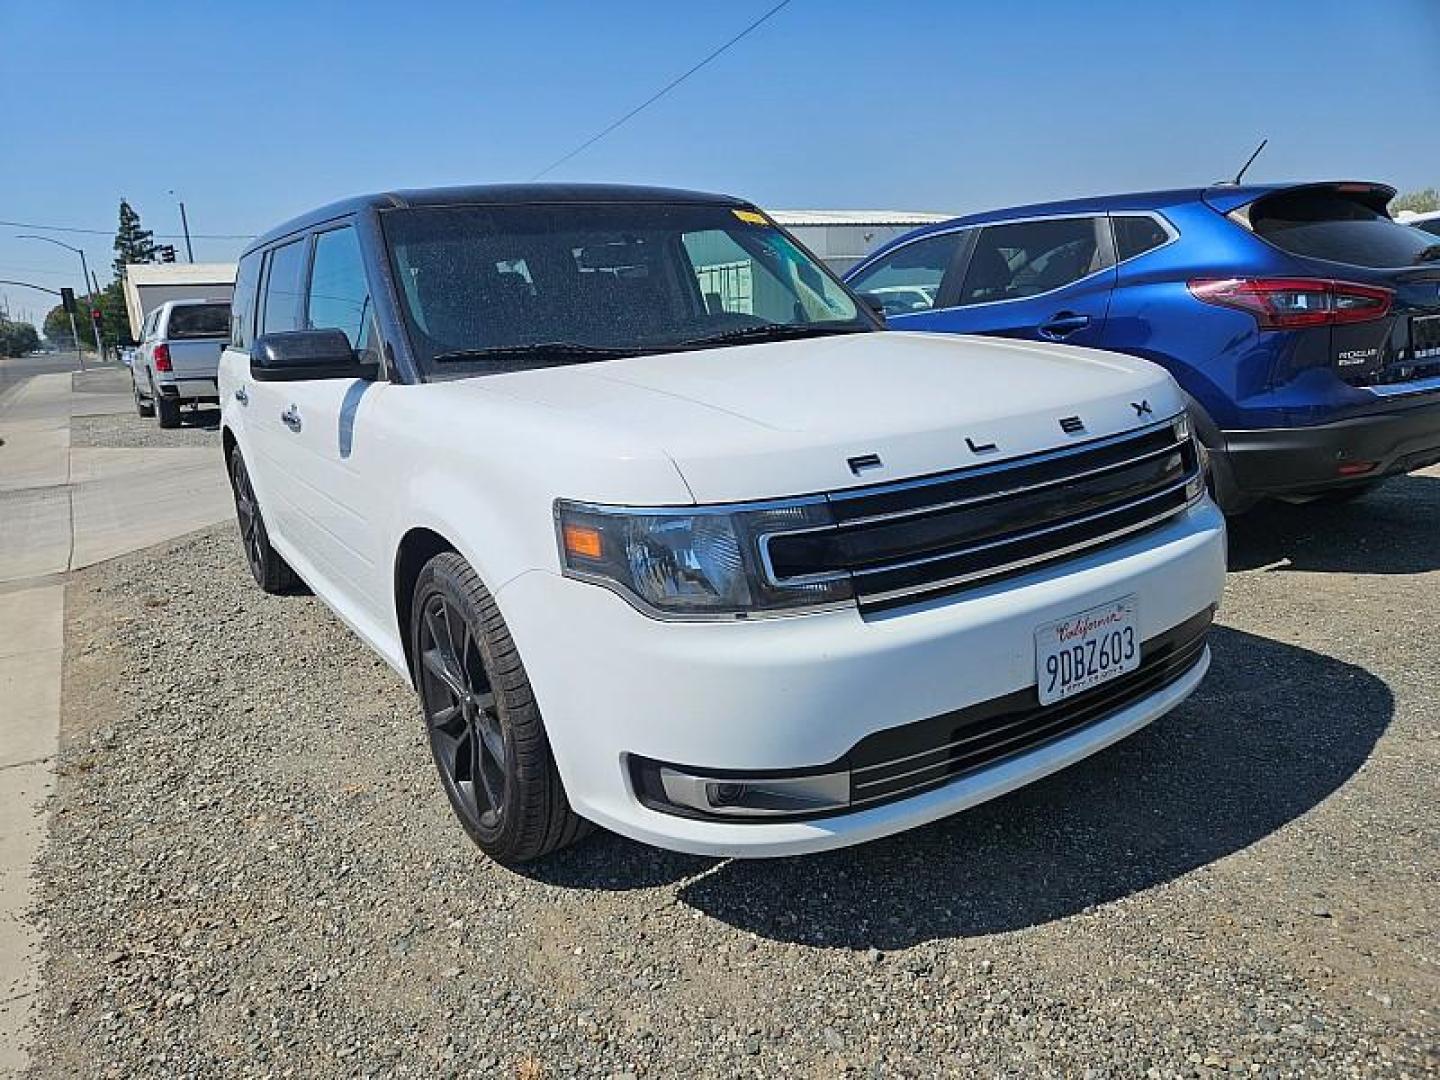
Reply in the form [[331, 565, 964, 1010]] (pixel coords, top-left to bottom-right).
[[657, 767, 850, 817]]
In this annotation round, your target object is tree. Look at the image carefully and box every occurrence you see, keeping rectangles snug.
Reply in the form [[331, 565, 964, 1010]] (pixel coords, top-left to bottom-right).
[[0, 319, 42, 357], [1393, 188, 1440, 215], [113, 199, 158, 279], [41, 286, 128, 351], [42, 303, 75, 347]]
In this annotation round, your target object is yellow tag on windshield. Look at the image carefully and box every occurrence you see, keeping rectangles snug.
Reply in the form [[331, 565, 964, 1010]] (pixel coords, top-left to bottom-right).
[[732, 209, 769, 226]]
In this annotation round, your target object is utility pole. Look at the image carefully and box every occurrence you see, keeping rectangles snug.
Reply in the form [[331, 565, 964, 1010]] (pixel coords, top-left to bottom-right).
[[169, 190, 195, 262]]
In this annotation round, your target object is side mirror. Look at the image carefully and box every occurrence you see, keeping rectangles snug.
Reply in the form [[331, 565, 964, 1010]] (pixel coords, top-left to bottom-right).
[[860, 294, 888, 324], [250, 329, 378, 382]]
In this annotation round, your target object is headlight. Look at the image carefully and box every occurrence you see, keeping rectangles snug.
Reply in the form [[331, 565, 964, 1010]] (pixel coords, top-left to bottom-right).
[[555, 498, 853, 619]]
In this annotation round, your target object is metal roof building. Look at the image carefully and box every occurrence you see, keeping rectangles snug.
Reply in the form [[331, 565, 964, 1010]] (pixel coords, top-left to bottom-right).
[[765, 210, 952, 273]]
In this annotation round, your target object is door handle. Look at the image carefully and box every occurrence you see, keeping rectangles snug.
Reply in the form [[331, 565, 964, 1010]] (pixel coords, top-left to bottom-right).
[[1038, 312, 1090, 339], [280, 405, 302, 432], [233, 386, 248, 406]]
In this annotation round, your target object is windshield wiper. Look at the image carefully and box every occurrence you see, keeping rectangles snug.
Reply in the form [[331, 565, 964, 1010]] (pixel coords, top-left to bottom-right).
[[430, 342, 638, 365], [671, 323, 871, 350]]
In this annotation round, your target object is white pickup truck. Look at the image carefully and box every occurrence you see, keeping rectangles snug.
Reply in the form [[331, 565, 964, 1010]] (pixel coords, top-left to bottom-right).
[[220, 184, 1227, 864], [130, 298, 231, 427]]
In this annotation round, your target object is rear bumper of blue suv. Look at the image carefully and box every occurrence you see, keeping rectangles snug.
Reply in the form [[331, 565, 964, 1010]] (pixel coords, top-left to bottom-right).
[[1216, 388, 1440, 500]]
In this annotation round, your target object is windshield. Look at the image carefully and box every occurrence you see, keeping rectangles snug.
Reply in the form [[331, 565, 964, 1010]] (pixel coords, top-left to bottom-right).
[[382, 202, 869, 374]]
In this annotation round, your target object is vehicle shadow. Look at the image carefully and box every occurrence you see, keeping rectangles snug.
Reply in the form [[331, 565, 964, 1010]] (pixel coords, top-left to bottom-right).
[[1226, 471, 1440, 574], [528, 625, 1391, 946], [673, 626, 1390, 946]]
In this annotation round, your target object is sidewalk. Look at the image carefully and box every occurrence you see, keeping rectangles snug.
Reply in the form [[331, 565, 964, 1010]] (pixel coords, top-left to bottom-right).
[[0, 365, 231, 1074]]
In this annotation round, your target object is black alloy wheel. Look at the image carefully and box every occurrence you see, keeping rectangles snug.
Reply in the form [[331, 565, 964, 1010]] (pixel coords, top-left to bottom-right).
[[418, 592, 510, 832], [410, 552, 589, 863], [228, 449, 297, 593]]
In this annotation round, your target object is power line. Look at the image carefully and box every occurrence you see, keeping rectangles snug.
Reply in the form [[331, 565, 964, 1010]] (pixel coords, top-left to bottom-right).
[[530, 0, 794, 180], [0, 218, 254, 240]]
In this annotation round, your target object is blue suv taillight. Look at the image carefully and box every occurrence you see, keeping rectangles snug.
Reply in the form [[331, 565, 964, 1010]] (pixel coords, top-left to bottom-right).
[[1186, 277, 1392, 330]]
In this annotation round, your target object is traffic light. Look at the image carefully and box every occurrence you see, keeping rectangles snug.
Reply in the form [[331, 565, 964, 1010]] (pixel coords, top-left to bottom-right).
[[90, 309, 104, 332], [60, 287, 76, 314]]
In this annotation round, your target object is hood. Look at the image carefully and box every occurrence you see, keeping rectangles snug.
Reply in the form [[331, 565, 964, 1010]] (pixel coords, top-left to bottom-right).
[[453, 332, 1184, 503]]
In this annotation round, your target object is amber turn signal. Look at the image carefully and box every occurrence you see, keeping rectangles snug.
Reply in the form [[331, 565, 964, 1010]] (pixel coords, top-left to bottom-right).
[[562, 523, 604, 560]]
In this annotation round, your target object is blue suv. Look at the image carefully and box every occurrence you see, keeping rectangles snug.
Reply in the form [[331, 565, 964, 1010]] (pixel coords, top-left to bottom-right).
[[844, 182, 1440, 512]]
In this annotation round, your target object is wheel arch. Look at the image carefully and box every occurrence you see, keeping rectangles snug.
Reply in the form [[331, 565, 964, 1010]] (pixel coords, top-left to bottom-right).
[[393, 526, 460, 685]]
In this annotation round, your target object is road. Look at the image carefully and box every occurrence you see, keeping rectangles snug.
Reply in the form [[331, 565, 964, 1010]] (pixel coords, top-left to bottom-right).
[[0, 353, 89, 401]]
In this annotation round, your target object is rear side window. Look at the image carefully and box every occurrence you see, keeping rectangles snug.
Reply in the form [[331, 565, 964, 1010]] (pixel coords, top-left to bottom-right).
[[1250, 190, 1440, 268], [959, 217, 1107, 305], [230, 252, 262, 348], [1113, 215, 1171, 261], [306, 226, 373, 350], [260, 238, 309, 334], [166, 304, 230, 339], [846, 231, 965, 314]]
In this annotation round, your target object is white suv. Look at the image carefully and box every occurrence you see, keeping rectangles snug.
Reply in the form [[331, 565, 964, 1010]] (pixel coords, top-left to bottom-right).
[[219, 185, 1226, 863]]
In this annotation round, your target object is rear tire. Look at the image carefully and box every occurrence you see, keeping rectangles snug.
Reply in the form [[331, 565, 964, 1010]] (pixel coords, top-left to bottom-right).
[[155, 391, 181, 429], [228, 448, 298, 594], [411, 551, 590, 864], [133, 381, 154, 418]]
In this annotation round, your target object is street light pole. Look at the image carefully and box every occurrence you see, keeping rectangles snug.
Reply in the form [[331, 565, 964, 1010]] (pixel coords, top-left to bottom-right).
[[14, 233, 102, 366]]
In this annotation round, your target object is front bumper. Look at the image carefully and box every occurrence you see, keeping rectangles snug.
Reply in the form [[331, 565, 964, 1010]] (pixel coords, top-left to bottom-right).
[[498, 499, 1226, 857], [1220, 392, 1440, 498]]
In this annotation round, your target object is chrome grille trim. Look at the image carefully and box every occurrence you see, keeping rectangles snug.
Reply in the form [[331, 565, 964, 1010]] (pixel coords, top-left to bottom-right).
[[833, 426, 1189, 528], [755, 413, 1203, 610], [854, 480, 1202, 606]]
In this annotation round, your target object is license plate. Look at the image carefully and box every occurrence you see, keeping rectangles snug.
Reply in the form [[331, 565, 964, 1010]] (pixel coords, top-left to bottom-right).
[[1413, 314, 1440, 361], [1035, 596, 1139, 706]]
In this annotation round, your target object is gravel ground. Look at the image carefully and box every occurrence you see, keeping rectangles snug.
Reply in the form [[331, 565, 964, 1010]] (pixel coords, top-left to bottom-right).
[[26, 471, 1440, 1078], [69, 409, 221, 450]]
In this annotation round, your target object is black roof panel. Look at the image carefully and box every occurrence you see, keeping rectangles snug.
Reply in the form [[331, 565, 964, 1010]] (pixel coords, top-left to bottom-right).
[[245, 183, 753, 253]]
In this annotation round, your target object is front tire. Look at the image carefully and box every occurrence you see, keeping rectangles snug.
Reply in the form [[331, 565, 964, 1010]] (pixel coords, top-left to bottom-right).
[[411, 552, 589, 864], [228, 448, 298, 594]]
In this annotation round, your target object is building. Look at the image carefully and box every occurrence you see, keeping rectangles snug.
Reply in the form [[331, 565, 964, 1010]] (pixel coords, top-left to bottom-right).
[[766, 210, 952, 274]]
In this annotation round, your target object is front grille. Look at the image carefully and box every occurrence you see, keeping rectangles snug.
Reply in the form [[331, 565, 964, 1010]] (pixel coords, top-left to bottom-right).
[[764, 415, 1203, 612], [847, 607, 1213, 809]]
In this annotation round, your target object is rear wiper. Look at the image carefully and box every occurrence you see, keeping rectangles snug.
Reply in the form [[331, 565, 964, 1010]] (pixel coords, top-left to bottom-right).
[[430, 342, 638, 364], [672, 323, 870, 350]]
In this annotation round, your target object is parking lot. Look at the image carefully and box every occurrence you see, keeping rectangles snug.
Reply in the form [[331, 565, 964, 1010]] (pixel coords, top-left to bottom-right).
[[11, 399, 1436, 1077]]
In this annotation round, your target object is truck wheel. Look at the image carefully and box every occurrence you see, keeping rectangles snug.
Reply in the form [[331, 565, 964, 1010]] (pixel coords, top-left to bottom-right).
[[411, 552, 591, 864], [228, 449, 298, 594], [133, 381, 155, 418], [155, 391, 181, 429]]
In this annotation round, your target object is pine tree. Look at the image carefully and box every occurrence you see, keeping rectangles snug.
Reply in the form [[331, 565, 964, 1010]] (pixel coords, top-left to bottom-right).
[[113, 199, 158, 279]]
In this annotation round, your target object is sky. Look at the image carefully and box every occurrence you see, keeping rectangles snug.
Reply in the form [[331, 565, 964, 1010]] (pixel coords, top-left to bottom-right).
[[2, 0, 1438, 325]]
